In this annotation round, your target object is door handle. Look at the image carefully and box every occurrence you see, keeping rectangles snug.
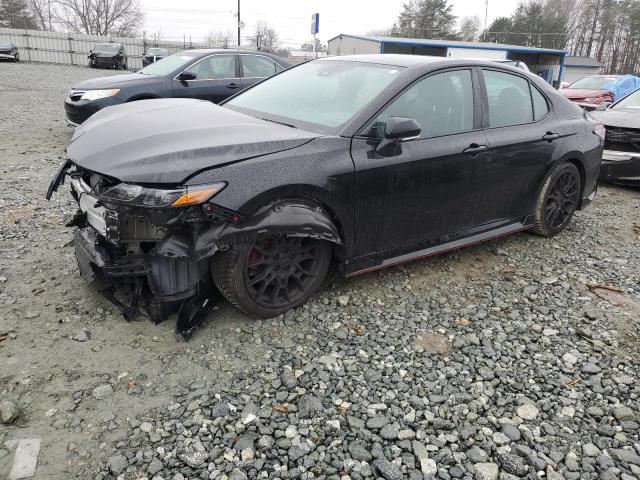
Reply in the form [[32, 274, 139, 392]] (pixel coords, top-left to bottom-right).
[[463, 143, 488, 155], [227, 82, 240, 89], [542, 132, 560, 142]]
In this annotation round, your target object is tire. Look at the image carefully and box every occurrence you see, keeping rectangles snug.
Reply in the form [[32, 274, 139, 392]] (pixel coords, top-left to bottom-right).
[[531, 162, 581, 237], [14, 54, 19, 62], [211, 235, 332, 318]]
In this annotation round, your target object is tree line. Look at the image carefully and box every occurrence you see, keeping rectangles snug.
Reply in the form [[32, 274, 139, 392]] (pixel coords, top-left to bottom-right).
[[384, 0, 640, 75], [0, 0, 143, 36]]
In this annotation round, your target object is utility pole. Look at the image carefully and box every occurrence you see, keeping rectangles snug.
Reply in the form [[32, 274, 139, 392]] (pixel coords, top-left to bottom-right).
[[484, 0, 489, 33], [237, 0, 241, 47]]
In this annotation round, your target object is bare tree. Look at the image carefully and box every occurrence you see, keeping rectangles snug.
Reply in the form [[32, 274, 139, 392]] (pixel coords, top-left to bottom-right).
[[459, 15, 481, 41], [249, 21, 279, 53], [207, 29, 234, 49], [28, 0, 52, 30], [54, 0, 143, 36], [366, 27, 393, 37]]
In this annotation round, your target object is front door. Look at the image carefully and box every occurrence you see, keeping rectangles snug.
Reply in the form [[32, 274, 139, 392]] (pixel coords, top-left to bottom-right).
[[477, 68, 564, 223], [172, 54, 240, 103], [351, 68, 489, 257]]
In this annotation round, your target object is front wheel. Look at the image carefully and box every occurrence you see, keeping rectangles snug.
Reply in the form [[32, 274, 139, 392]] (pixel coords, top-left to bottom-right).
[[14, 54, 19, 62], [212, 236, 332, 318], [532, 162, 581, 237]]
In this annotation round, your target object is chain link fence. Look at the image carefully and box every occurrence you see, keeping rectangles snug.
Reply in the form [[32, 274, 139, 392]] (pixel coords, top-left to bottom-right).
[[0, 28, 227, 70]]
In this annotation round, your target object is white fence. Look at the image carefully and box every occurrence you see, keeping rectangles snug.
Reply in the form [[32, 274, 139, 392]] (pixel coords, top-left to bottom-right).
[[0, 28, 211, 70]]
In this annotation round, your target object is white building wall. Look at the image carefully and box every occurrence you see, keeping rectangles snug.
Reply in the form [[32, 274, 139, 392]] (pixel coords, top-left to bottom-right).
[[562, 66, 602, 84], [328, 36, 380, 56], [446, 47, 507, 60]]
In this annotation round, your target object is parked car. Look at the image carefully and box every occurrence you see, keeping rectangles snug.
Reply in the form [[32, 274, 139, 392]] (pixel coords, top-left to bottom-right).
[[142, 47, 169, 66], [66, 49, 290, 126], [48, 55, 602, 337], [559, 74, 640, 110], [590, 88, 640, 186], [0, 42, 19, 62], [88, 43, 127, 70]]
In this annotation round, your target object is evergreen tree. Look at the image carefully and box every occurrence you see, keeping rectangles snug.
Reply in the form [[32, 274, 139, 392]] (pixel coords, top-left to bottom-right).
[[0, 0, 37, 29], [392, 0, 459, 39]]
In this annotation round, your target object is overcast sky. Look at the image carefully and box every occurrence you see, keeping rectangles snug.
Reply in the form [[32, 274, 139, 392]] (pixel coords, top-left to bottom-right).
[[141, 0, 521, 48]]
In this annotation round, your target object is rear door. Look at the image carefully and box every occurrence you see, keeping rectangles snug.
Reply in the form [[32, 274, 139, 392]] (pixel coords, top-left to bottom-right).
[[239, 54, 282, 89], [350, 68, 489, 256], [477, 68, 564, 223], [172, 54, 240, 103]]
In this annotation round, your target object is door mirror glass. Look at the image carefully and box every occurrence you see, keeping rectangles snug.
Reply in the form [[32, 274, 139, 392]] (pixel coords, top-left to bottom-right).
[[178, 70, 197, 81]]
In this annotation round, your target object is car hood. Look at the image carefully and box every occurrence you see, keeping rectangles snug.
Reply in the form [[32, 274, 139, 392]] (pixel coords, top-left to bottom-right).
[[67, 98, 320, 184], [589, 109, 640, 129], [560, 88, 608, 99], [73, 73, 151, 90]]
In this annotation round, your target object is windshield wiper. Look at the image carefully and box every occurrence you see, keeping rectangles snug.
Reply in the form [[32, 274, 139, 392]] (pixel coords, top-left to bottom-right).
[[258, 117, 298, 129]]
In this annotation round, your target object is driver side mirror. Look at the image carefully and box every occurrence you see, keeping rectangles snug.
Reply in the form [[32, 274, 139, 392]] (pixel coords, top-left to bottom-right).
[[376, 117, 422, 156], [595, 102, 611, 111], [178, 71, 197, 81]]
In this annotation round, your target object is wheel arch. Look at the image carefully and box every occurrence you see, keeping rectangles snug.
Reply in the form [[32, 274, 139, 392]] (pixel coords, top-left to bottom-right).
[[236, 184, 349, 248], [557, 152, 587, 200]]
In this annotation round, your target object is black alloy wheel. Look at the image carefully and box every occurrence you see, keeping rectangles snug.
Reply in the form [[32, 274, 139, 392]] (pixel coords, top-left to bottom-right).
[[532, 162, 581, 236], [244, 236, 325, 309], [212, 235, 331, 318]]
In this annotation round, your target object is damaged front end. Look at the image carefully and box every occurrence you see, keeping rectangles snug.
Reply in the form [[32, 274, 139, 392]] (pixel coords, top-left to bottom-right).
[[46, 161, 342, 340]]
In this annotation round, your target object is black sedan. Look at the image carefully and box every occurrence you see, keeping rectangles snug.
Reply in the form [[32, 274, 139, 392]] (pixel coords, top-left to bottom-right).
[[88, 43, 127, 70], [142, 47, 169, 66], [0, 42, 19, 61], [48, 55, 602, 338], [65, 49, 290, 126], [591, 88, 640, 186]]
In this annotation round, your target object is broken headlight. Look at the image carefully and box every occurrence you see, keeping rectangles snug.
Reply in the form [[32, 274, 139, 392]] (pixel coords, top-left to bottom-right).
[[99, 182, 226, 208]]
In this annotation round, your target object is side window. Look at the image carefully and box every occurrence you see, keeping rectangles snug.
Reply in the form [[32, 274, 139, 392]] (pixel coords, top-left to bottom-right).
[[242, 55, 277, 78], [371, 69, 474, 139], [483, 70, 533, 127], [531, 85, 550, 120], [191, 55, 236, 80]]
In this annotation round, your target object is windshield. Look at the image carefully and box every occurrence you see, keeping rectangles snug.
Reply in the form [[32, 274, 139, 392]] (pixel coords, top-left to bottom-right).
[[569, 76, 618, 90], [94, 44, 118, 54], [140, 53, 196, 76], [0, 43, 12, 49], [225, 60, 403, 130], [147, 48, 168, 55], [613, 89, 640, 110]]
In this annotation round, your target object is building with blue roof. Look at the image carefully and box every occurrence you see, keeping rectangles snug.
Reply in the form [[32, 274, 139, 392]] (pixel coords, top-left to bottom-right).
[[327, 34, 567, 86]]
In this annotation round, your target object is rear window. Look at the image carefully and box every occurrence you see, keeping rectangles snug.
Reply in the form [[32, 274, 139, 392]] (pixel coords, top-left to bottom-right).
[[569, 76, 618, 90]]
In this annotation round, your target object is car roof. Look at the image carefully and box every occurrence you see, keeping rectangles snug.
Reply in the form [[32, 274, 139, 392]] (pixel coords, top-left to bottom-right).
[[317, 54, 536, 72], [319, 54, 449, 68]]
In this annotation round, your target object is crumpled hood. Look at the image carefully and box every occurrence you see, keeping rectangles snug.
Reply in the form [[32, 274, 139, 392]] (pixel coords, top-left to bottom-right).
[[73, 73, 151, 90], [67, 98, 320, 184], [560, 88, 608, 100], [590, 109, 640, 129]]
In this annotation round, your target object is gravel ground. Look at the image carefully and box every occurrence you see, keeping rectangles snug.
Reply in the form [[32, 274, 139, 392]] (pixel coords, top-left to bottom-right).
[[1, 62, 639, 480]]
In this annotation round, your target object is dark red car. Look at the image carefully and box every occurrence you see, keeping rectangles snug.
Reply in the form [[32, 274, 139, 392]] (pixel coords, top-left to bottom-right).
[[559, 75, 620, 110]]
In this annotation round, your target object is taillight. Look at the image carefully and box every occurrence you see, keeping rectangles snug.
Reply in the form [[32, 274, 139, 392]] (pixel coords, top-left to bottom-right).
[[593, 123, 606, 142]]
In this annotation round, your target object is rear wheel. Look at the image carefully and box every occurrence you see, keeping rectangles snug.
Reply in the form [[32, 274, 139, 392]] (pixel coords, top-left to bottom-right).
[[532, 162, 581, 237], [212, 236, 332, 318]]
